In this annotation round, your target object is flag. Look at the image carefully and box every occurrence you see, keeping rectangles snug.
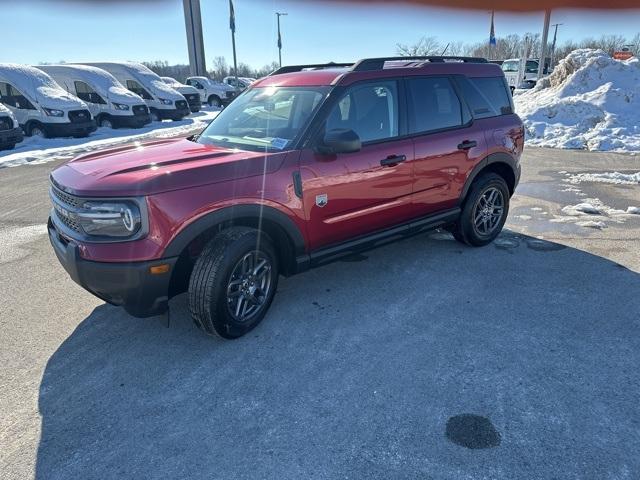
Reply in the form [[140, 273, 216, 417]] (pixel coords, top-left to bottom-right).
[[489, 11, 496, 47], [277, 29, 282, 49], [229, 0, 235, 33]]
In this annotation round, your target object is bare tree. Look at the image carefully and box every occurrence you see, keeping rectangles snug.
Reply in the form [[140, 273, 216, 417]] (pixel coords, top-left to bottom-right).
[[396, 36, 441, 56]]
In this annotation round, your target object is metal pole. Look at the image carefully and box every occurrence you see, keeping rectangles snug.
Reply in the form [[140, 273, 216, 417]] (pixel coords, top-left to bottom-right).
[[182, 0, 207, 76], [550, 23, 563, 69], [230, 1, 238, 87], [538, 9, 551, 79], [276, 12, 287, 68]]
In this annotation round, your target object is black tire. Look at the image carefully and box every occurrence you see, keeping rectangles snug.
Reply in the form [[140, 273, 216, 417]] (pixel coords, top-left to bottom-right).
[[150, 109, 160, 122], [208, 95, 221, 108], [26, 122, 47, 138], [451, 173, 510, 247], [188, 227, 279, 339]]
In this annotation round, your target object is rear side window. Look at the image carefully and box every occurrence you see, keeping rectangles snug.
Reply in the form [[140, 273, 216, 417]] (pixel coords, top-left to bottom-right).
[[407, 77, 465, 134], [126, 80, 153, 100], [456, 76, 513, 119]]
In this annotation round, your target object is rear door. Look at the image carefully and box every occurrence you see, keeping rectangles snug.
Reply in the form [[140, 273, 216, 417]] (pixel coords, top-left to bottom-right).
[[299, 79, 415, 250], [407, 76, 487, 215]]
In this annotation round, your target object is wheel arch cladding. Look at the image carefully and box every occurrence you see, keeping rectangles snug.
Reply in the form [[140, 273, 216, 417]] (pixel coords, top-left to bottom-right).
[[164, 204, 306, 278], [460, 152, 518, 203]]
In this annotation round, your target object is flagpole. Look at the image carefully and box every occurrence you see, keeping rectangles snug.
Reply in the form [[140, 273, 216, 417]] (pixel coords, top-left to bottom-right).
[[229, 0, 238, 88]]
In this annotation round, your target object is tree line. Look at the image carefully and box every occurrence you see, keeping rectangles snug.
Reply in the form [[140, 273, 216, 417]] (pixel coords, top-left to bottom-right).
[[143, 57, 279, 84], [397, 33, 640, 63]]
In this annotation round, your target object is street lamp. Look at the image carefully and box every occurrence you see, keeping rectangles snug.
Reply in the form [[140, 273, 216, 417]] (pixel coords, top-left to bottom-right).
[[276, 12, 288, 67]]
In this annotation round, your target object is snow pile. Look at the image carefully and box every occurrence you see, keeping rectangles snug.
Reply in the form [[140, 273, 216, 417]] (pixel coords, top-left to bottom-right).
[[564, 171, 640, 185], [515, 49, 640, 152], [550, 197, 640, 229]]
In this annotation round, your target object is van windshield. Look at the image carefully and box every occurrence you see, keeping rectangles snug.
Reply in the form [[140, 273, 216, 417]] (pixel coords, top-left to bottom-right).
[[197, 86, 329, 152], [502, 60, 539, 74]]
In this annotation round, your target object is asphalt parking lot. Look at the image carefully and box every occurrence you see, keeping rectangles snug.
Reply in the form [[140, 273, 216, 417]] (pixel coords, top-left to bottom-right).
[[1, 147, 639, 479]]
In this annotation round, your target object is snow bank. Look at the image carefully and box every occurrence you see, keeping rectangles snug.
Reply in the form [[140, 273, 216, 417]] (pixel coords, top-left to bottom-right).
[[515, 49, 640, 152], [564, 171, 640, 185], [0, 109, 219, 168]]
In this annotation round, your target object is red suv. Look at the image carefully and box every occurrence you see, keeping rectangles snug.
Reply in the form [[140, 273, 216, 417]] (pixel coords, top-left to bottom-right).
[[48, 56, 523, 339]]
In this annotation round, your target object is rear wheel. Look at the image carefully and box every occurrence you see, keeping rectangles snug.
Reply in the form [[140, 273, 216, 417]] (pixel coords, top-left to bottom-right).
[[98, 116, 113, 128], [451, 173, 510, 246], [208, 95, 221, 108], [150, 109, 160, 122], [188, 227, 279, 339]]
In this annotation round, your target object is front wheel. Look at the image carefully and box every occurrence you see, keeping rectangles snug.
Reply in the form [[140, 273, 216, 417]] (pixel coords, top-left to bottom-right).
[[188, 227, 279, 339], [208, 96, 221, 108], [451, 173, 510, 246]]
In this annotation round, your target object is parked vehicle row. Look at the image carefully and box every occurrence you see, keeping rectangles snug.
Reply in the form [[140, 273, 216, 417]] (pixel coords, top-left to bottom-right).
[[0, 62, 235, 150]]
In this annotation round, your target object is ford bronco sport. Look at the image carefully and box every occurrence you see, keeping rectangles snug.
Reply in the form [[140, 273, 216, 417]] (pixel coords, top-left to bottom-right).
[[48, 56, 523, 339]]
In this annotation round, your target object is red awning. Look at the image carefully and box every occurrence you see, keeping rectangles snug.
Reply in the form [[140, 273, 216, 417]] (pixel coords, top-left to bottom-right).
[[318, 0, 639, 11]]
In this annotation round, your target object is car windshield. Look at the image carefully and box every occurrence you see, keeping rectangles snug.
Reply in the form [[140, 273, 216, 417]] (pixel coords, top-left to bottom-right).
[[197, 86, 329, 152]]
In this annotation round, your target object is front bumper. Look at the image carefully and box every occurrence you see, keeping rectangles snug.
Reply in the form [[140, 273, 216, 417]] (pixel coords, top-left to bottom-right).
[[112, 114, 151, 129], [157, 107, 190, 121], [46, 120, 97, 137], [48, 218, 177, 318], [0, 126, 23, 147]]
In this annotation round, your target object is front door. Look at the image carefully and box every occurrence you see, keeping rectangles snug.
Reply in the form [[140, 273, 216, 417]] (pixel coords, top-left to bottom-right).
[[299, 79, 415, 250]]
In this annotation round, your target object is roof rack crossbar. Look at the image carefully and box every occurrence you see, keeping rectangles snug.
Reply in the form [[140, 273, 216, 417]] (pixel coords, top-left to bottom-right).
[[269, 62, 353, 76], [351, 56, 488, 72]]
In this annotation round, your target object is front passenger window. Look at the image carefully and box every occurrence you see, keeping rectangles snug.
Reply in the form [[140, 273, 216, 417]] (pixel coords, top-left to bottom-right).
[[326, 81, 398, 143], [126, 80, 153, 100]]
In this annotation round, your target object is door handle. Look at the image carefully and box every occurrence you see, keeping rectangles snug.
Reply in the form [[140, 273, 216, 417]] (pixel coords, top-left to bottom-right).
[[380, 154, 407, 166], [457, 140, 477, 150]]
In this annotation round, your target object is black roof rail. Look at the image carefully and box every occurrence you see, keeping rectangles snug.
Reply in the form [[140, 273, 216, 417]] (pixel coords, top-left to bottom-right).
[[269, 62, 353, 76], [351, 56, 488, 72]]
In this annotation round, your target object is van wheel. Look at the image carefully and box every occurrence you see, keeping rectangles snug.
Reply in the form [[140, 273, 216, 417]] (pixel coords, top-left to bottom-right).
[[208, 96, 221, 108], [188, 227, 279, 339], [451, 173, 510, 246], [98, 116, 113, 129], [27, 123, 47, 138], [150, 109, 160, 122]]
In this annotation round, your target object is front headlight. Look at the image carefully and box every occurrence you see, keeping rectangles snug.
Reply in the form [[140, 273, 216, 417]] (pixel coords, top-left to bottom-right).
[[44, 108, 65, 117], [113, 102, 130, 111], [159, 98, 173, 105], [78, 201, 142, 237]]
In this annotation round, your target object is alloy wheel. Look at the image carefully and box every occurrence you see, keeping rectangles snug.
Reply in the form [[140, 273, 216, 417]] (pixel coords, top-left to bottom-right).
[[472, 187, 505, 236], [226, 251, 273, 322]]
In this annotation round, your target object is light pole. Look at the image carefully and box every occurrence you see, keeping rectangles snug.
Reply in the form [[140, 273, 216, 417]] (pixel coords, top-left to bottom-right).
[[550, 23, 563, 69], [276, 12, 288, 67], [537, 9, 551, 79]]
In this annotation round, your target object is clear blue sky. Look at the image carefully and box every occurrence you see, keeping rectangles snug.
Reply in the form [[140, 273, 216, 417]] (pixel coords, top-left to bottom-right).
[[2, 0, 639, 68]]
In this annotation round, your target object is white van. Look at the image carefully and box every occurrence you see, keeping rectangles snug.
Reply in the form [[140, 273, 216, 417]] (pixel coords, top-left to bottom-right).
[[38, 64, 151, 129], [0, 64, 96, 138], [185, 76, 236, 107], [160, 77, 202, 113], [84, 62, 190, 121], [223, 76, 253, 91], [0, 103, 24, 150], [502, 58, 549, 91]]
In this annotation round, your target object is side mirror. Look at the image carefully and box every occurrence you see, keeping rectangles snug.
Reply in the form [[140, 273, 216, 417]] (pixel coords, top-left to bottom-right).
[[319, 128, 361, 154]]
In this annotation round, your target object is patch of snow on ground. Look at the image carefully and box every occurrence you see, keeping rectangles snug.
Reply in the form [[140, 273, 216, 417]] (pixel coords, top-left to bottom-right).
[[564, 171, 640, 185], [515, 49, 640, 152], [0, 109, 219, 168], [552, 197, 639, 228]]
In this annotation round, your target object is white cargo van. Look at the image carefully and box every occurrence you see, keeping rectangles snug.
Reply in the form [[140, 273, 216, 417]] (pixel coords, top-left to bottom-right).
[[185, 76, 236, 107], [160, 77, 201, 113], [223, 76, 253, 91], [38, 64, 151, 129], [0, 103, 23, 150], [502, 58, 549, 91], [84, 62, 189, 121], [0, 64, 96, 138]]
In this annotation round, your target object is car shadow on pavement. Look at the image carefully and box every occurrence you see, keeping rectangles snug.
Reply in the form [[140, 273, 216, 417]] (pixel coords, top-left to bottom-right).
[[35, 230, 640, 480]]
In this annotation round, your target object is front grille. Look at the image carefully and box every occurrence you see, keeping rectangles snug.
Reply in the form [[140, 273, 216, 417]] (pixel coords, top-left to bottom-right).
[[176, 100, 188, 110], [0, 118, 12, 131], [68, 109, 91, 123], [50, 183, 83, 233], [132, 105, 148, 116]]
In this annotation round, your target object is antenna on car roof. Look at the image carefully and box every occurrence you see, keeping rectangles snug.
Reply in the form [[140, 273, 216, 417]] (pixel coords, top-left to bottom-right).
[[351, 56, 488, 72]]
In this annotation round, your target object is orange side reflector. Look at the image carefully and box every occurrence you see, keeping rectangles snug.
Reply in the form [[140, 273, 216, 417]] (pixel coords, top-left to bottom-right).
[[149, 264, 170, 275]]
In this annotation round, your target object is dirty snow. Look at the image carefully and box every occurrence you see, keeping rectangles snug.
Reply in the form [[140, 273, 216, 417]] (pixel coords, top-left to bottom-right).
[[515, 49, 640, 152], [564, 171, 640, 185], [0, 109, 219, 168], [551, 197, 640, 228]]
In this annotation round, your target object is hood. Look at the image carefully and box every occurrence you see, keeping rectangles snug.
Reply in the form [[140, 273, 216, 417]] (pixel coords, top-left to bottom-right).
[[0, 103, 17, 122], [107, 86, 144, 105], [174, 84, 199, 95], [50, 138, 288, 197], [36, 86, 87, 109]]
